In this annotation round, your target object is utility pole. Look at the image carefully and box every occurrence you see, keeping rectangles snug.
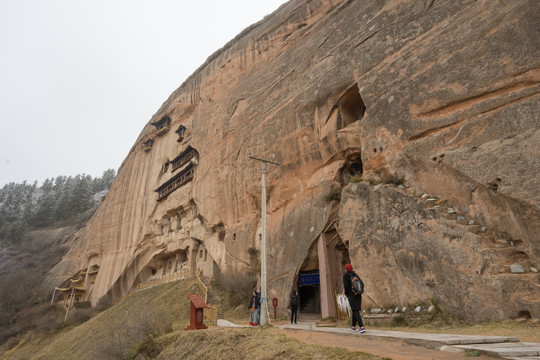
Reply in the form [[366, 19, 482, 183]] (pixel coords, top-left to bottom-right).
[[249, 155, 280, 326]]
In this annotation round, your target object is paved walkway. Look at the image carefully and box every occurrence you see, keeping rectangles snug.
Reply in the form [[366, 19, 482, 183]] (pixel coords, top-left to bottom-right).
[[217, 319, 540, 359]]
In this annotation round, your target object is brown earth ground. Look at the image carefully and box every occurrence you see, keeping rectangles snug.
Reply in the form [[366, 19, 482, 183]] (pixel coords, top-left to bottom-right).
[[273, 328, 491, 360], [263, 318, 540, 360]]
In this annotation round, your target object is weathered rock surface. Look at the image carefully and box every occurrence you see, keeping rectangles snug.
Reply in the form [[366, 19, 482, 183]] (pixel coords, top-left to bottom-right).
[[48, 0, 540, 320]]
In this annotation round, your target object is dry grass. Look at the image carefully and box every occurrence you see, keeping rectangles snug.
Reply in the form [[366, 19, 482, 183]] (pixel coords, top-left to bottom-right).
[[155, 327, 390, 360]]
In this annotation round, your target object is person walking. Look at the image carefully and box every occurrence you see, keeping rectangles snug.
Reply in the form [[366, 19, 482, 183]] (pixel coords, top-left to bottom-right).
[[289, 290, 299, 324], [248, 290, 261, 326], [343, 263, 365, 333], [255, 290, 261, 325]]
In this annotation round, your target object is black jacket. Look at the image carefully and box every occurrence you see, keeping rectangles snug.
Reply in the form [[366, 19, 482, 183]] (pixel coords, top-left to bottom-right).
[[290, 292, 298, 307], [248, 293, 261, 309], [343, 271, 363, 311]]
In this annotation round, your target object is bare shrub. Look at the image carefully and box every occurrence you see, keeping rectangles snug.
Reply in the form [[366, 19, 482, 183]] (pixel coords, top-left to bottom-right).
[[349, 175, 363, 183], [0, 268, 41, 313], [92, 326, 132, 360], [95, 293, 113, 312], [68, 308, 94, 325], [215, 270, 257, 305], [74, 300, 91, 309], [21, 304, 65, 333], [0, 303, 65, 350], [324, 188, 341, 202], [0, 268, 46, 345], [134, 336, 162, 358], [3, 335, 21, 352], [386, 174, 405, 186]]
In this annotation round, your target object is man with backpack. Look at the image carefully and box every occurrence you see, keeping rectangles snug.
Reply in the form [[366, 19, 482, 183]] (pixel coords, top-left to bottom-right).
[[289, 289, 298, 324], [343, 263, 366, 333]]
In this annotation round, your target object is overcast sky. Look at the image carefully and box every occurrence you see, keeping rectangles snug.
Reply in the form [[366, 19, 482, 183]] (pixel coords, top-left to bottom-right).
[[0, 0, 287, 187]]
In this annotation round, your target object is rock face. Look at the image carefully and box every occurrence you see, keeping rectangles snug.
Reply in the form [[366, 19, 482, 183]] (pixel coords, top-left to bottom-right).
[[48, 0, 540, 320]]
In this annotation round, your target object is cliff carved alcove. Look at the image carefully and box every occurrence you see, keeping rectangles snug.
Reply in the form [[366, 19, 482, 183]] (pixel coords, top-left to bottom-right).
[[337, 84, 366, 129], [152, 115, 171, 137], [176, 125, 187, 142], [155, 146, 199, 201], [142, 138, 154, 152], [170, 146, 199, 173], [320, 83, 366, 141]]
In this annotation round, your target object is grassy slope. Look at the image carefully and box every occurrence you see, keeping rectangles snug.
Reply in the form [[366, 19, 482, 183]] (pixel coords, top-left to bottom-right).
[[1, 279, 389, 360], [156, 328, 388, 360], [1, 280, 200, 360]]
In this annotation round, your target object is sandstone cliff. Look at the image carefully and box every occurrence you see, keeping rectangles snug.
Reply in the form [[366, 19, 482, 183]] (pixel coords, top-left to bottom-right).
[[49, 0, 540, 320]]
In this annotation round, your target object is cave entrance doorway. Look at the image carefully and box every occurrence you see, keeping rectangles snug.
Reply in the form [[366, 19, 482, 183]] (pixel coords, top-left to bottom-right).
[[296, 219, 350, 319], [298, 272, 320, 314]]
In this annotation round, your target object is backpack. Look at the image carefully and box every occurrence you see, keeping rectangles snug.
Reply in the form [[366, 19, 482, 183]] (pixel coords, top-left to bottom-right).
[[351, 275, 364, 295]]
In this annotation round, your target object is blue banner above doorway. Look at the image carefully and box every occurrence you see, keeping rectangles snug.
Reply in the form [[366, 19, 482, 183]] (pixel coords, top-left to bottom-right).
[[298, 273, 320, 286]]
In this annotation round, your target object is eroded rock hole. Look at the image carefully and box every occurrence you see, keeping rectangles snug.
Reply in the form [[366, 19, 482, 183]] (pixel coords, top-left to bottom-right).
[[340, 155, 364, 185], [509, 250, 529, 262], [518, 310, 531, 319], [488, 178, 501, 193], [212, 223, 225, 242], [337, 84, 366, 129]]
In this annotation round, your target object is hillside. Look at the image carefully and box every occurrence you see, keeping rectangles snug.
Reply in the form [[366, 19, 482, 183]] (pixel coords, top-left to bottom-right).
[[0, 170, 116, 346], [0, 279, 388, 360]]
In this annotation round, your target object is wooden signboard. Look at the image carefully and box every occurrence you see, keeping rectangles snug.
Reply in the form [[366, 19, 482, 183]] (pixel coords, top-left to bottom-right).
[[185, 293, 208, 330]]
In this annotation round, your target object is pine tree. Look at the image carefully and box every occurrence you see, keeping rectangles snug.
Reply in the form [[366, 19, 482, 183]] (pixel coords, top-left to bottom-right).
[[54, 176, 73, 220], [0, 169, 116, 238], [92, 169, 116, 193], [69, 174, 93, 215], [33, 192, 57, 227]]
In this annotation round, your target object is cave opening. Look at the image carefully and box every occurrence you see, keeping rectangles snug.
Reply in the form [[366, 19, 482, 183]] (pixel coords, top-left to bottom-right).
[[339, 154, 364, 186], [295, 227, 351, 319], [338, 84, 366, 129]]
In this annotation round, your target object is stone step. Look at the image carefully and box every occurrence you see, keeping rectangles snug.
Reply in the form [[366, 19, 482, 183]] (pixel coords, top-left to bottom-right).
[[453, 342, 540, 358], [466, 224, 483, 234], [443, 213, 457, 220], [441, 213, 469, 222], [421, 196, 491, 231]]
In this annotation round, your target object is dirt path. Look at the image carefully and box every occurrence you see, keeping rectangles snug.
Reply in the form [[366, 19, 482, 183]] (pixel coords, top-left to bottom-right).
[[273, 328, 494, 360]]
